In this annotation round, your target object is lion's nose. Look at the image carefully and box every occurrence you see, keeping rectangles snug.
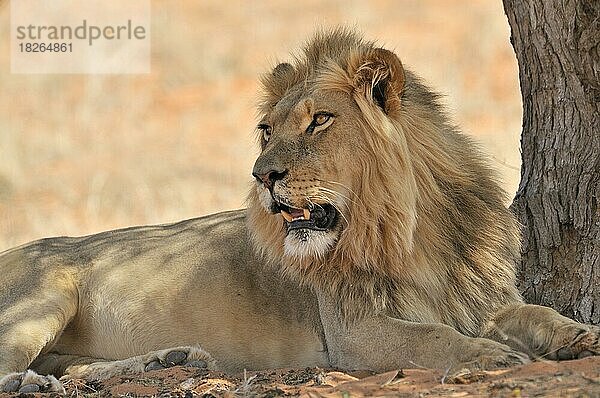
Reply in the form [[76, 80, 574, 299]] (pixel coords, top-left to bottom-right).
[[252, 168, 287, 190]]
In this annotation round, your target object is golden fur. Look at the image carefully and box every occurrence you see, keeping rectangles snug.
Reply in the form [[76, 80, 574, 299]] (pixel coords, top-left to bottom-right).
[[0, 28, 598, 394]]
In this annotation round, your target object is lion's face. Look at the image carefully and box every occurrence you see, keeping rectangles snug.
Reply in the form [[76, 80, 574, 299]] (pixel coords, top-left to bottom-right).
[[252, 88, 362, 259]]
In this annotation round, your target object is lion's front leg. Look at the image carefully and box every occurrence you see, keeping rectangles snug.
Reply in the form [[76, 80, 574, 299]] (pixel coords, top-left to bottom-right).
[[482, 303, 600, 360], [317, 293, 529, 372]]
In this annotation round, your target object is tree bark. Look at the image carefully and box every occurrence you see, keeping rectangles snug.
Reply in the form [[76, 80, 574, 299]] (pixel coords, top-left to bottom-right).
[[503, 0, 599, 325]]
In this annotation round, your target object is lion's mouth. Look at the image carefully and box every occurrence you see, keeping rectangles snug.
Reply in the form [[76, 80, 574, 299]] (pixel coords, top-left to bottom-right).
[[274, 201, 338, 232]]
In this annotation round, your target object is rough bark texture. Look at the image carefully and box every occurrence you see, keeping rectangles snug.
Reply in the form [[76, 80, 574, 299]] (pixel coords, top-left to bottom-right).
[[503, 0, 599, 325]]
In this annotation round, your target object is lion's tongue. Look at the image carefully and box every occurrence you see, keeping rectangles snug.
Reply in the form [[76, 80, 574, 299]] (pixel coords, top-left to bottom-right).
[[281, 208, 310, 222]]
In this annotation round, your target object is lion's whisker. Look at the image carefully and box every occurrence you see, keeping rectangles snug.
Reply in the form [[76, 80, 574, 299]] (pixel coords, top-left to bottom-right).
[[317, 187, 358, 208], [317, 179, 365, 207]]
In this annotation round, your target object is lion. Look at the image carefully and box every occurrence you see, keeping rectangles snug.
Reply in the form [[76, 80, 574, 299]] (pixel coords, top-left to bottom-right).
[[1, 28, 599, 394]]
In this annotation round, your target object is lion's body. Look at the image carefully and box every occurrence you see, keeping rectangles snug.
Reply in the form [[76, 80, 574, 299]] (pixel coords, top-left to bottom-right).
[[0, 210, 326, 374], [0, 29, 598, 393]]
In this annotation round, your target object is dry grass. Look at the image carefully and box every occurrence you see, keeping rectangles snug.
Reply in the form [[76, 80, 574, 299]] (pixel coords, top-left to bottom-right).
[[0, 0, 522, 250]]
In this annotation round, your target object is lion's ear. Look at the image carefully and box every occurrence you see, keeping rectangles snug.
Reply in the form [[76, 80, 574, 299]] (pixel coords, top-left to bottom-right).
[[352, 48, 405, 114], [262, 62, 296, 104], [272, 62, 294, 79]]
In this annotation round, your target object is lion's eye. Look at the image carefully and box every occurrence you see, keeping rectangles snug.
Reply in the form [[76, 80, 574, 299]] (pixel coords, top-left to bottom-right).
[[307, 112, 334, 134], [313, 113, 331, 126], [258, 124, 272, 142]]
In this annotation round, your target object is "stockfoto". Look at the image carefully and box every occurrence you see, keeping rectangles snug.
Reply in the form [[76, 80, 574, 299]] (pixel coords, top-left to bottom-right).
[[15, 19, 147, 46]]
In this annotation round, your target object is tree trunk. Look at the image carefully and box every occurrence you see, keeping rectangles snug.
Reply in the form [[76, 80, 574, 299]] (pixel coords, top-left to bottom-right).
[[503, 0, 600, 325]]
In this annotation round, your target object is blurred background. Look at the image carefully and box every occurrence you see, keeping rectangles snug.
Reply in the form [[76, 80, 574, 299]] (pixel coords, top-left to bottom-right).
[[0, 0, 522, 251]]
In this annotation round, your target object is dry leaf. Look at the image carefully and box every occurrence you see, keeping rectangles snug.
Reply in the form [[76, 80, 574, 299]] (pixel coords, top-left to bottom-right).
[[318, 371, 359, 387]]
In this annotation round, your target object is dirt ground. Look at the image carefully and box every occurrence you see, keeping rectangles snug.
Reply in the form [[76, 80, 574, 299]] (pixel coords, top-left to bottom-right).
[[1, 357, 597, 397]]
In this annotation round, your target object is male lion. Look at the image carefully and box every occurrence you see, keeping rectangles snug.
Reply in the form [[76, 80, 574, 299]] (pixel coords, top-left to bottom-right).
[[1, 29, 599, 394]]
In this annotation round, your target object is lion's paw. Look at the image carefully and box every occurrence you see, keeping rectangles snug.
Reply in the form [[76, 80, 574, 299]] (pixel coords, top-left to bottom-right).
[[64, 345, 216, 381], [544, 323, 600, 360], [142, 346, 216, 372], [1, 370, 65, 394], [457, 338, 530, 371]]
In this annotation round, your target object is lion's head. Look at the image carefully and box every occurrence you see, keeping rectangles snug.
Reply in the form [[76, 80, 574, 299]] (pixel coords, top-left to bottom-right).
[[248, 29, 416, 260], [247, 28, 519, 330]]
